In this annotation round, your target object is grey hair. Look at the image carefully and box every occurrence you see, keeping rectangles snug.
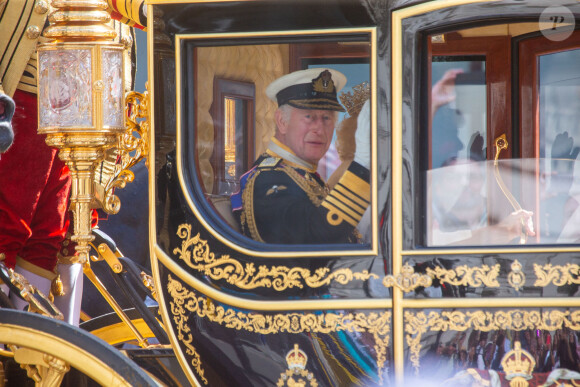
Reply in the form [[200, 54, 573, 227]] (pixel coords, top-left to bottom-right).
[[278, 104, 294, 125]]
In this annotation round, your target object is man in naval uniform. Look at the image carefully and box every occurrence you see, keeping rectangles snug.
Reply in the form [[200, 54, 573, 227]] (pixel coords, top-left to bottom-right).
[[232, 68, 371, 244], [0, 0, 145, 323]]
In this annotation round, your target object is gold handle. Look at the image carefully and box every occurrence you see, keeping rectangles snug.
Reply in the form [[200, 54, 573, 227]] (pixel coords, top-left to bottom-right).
[[493, 134, 527, 244]]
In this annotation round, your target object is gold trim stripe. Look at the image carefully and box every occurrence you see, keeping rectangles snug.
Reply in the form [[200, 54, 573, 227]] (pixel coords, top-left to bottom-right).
[[155, 244, 393, 310], [336, 170, 371, 202], [157, 243, 580, 311], [334, 183, 369, 209], [89, 319, 155, 346], [403, 246, 580, 255], [148, 6, 202, 386], [328, 190, 365, 216], [321, 202, 357, 227], [324, 196, 362, 224], [15, 256, 58, 281]]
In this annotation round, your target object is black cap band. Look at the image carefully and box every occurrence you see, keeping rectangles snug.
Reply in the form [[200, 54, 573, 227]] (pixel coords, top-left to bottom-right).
[[274, 69, 346, 112]]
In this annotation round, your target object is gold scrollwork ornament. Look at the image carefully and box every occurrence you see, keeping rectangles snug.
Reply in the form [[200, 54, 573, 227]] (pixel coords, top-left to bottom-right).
[[173, 224, 378, 291], [140, 271, 158, 302], [426, 264, 500, 288], [167, 275, 391, 384], [100, 89, 150, 214], [2, 264, 63, 319], [534, 263, 580, 287]]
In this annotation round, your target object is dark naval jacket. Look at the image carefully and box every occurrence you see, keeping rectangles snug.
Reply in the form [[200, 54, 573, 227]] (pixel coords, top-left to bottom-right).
[[231, 137, 370, 244]]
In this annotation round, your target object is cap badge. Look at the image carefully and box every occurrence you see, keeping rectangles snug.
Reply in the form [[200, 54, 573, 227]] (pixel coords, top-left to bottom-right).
[[312, 70, 335, 93]]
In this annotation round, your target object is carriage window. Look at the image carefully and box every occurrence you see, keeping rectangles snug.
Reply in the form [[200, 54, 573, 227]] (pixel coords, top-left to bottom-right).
[[537, 48, 580, 243], [183, 33, 374, 247], [431, 57, 486, 169], [424, 26, 580, 247]]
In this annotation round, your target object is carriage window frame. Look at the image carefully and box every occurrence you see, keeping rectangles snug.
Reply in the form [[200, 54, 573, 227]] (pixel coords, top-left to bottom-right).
[[175, 28, 378, 258], [423, 33, 513, 248], [394, 2, 580, 255]]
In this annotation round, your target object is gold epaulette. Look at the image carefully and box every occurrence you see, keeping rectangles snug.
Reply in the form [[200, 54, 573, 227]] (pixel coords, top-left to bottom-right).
[[258, 157, 282, 169]]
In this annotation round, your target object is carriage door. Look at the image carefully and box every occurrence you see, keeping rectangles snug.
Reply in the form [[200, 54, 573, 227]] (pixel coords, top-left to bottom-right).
[[394, 1, 580, 384]]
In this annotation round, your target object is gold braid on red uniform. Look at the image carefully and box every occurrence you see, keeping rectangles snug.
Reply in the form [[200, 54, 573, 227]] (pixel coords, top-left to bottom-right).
[[107, 0, 147, 30]]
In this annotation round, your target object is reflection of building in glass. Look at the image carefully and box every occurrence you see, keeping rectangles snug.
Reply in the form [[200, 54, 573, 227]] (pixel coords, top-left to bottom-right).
[[224, 97, 237, 178], [419, 328, 580, 384]]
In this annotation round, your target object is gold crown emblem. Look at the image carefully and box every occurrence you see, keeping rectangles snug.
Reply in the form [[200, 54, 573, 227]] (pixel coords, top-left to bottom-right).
[[501, 341, 535, 387], [339, 81, 370, 117], [286, 344, 308, 371]]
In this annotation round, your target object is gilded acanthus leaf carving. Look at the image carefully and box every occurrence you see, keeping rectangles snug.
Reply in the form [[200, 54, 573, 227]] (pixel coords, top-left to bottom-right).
[[404, 309, 580, 375], [167, 276, 208, 384], [100, 90, 150, 215], [426, 264, 500, 287], [534, 263, 580, 287], [167, 275, 391, 383], [173, 224, 378, 290]]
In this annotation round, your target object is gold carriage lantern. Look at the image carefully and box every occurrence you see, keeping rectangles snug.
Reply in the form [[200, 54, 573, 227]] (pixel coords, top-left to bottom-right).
[[37, 0, 126, 264]]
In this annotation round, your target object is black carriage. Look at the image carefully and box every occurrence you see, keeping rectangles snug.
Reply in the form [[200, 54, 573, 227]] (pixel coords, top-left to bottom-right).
[[3, 0, 580, 386]]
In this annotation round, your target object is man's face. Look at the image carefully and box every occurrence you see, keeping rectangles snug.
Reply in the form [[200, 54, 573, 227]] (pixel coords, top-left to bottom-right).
[[276, 107, 336, 165]]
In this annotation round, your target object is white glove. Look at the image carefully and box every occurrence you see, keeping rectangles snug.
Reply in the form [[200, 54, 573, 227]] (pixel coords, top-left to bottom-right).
[[353, 100, 371, 169]]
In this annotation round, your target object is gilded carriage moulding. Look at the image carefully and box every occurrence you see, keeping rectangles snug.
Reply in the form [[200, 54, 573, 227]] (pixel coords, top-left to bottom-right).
[[405, 309, 580, 376], [173, 224, 510, 292], [167, 275, 391, 384]]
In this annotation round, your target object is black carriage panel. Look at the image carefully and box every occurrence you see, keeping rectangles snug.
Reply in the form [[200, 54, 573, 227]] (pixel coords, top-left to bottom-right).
[[403, 254, 580, 299], [159, 265, 392, 386]]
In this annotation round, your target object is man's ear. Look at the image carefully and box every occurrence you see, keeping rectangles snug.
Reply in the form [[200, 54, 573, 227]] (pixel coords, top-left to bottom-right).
[[275, 109, 288, 135]]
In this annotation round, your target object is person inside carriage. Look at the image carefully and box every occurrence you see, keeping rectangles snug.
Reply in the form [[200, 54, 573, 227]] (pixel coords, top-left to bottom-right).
[[232, 68, 372, 244]]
